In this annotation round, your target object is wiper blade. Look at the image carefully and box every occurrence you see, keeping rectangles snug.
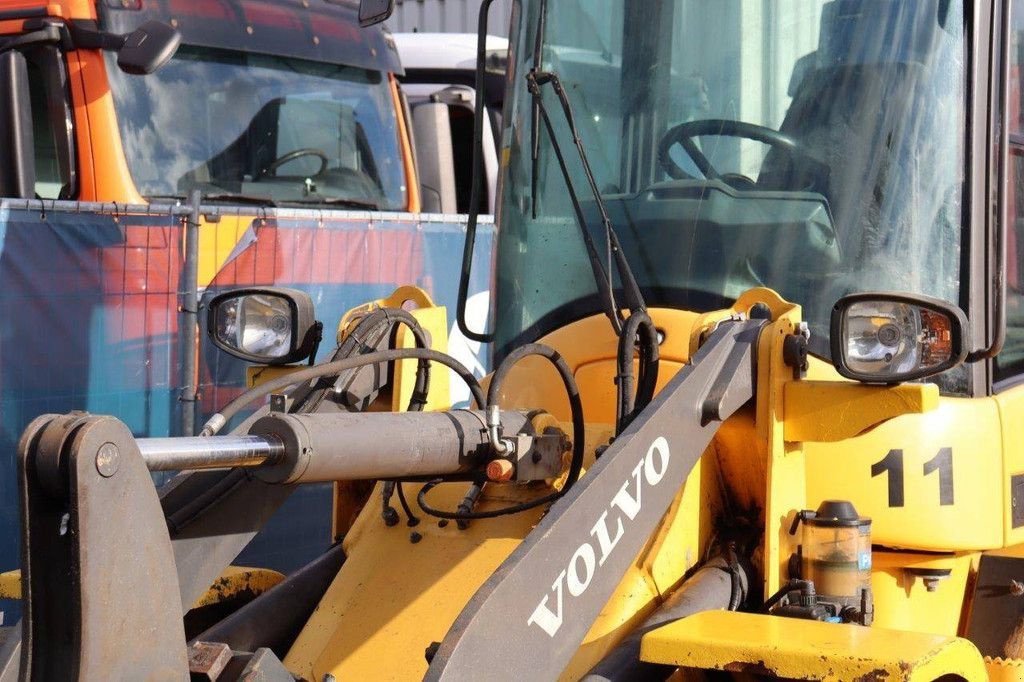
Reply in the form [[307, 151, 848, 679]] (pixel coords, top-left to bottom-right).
[[202, 193, 278, 206], [283, 197, 381, 210]]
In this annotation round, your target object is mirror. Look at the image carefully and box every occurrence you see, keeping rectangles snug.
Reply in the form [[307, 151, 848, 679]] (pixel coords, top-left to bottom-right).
[[0, 50, 35, 198], [830, 293, 968, 383], [359, 0, 395, 27], [117, 20, 181, 75], [207, 287, 318, 364]]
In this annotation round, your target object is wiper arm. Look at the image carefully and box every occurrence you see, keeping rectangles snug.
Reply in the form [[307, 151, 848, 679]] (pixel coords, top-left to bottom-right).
[[527, 69, 648, 332]]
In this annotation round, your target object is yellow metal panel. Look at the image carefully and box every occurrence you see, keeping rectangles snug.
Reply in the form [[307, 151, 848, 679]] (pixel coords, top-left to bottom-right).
[[742, 289, 805, 598], [574, 360, 686, 425], [0, 570, 19, 600], [491, 307, 704, 425], [640, 610, 988, 681], [804, 398, 1003, 550], [287, 482, 546, 681], [784, 381, 939, 443], [870, 552, 974, 635], [995, 385, 1024, 547]]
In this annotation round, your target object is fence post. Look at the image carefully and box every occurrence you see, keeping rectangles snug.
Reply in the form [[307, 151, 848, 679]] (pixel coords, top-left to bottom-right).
[[180, 191, 201, 436]]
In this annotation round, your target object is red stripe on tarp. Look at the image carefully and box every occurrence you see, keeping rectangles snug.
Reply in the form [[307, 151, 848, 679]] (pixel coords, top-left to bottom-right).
[[209, 224, 426, 287]]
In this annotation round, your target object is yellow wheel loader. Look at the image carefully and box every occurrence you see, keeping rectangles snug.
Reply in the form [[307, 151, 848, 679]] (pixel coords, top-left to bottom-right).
[[3, 0, 1024, 679]]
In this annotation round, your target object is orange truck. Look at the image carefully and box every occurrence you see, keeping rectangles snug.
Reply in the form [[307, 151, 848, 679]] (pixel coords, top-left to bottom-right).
[[0, 0, 420, 285]]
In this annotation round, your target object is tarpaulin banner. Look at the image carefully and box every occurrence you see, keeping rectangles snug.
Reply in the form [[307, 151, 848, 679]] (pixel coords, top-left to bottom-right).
[[0, 201, 494, 590]]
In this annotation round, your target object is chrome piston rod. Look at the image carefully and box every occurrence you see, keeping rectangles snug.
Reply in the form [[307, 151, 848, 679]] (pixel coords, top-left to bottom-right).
[[135, 410, 536, 480], [138, 435, 286, 472]]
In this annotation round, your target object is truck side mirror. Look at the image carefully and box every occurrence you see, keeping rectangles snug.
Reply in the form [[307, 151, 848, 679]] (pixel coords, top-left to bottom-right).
[[0, 50, 36, 199], [116, 20, 181, 75], [359, 0, 395, 27]]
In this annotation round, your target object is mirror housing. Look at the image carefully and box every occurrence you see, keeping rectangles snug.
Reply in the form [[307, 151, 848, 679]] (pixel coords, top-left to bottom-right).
[[359, 0, 395, 27], [116, 20, 181, 75], [830, 292, 968, 384], [67, 19, 180, 75], [0, 50, 36, 199], [207, 287, 319, 365]]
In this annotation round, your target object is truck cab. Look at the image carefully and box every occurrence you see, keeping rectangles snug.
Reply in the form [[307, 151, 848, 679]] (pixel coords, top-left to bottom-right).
[[0, 0, 418, 278]]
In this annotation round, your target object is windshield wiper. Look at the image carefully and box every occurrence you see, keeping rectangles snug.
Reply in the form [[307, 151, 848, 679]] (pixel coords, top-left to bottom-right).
[[526, 43, 646, 331], [146, 192, 278, 207], [525, 0, 658, 435], [202, 193, 278, 206], [282, 197, 381, 210]]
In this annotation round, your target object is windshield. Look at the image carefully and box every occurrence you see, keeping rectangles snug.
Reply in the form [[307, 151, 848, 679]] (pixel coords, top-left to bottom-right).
[[107, 46, 407, 209], [496, 0, 967, 367]]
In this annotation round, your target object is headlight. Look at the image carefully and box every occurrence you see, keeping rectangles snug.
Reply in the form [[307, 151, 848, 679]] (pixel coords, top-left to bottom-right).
[[207, 287, 318, 365], [830, 293, 968, 383]]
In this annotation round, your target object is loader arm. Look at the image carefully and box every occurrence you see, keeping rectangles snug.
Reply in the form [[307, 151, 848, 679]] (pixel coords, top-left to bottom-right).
[[429, 318, 764, 680], [5, 318, 763, 681]]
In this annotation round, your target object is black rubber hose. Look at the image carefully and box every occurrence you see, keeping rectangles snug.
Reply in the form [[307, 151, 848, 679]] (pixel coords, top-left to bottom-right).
[[416, 343, 585, 520], [615, 311, 660, 434], [200, 348, 486, 436], [290, 307, 431, 415]]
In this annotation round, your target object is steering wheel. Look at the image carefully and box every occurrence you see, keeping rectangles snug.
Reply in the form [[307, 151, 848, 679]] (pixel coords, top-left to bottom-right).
[[260, 148, 329, 179], [657, 119, 807, 182]]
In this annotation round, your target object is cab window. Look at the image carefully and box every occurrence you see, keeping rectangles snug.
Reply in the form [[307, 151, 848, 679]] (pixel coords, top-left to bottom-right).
[[22, 46, 76, 200]]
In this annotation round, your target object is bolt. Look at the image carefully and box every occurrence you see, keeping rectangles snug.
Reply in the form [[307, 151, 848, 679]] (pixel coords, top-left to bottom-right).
[[1010, 580, 1024, 597], [924, 578, 941, 592], [95, 443, 120, 477]]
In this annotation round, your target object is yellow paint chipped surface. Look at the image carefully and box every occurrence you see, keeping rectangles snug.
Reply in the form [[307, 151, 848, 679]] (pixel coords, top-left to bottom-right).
[[641, 611, 988, 680]]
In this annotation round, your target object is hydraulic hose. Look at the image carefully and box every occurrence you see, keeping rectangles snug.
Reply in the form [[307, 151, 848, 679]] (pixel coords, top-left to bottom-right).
[[416, 343, 585, 520], [200, 348, 486, 437], [292, 307, 432, 415], [615, 311, 660, 434]]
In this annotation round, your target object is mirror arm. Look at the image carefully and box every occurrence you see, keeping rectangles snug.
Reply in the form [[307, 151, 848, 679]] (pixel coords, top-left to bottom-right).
[[67, 21, 127, 52], [0, 25, 62, 53]]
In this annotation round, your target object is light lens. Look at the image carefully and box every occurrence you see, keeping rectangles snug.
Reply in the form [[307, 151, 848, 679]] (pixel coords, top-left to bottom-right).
[[842, 301, 955, 379], [215, 294, 293, 359]]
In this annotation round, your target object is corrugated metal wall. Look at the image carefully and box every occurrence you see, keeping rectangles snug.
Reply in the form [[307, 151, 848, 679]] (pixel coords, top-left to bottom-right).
[[388, 0, 513, 35]]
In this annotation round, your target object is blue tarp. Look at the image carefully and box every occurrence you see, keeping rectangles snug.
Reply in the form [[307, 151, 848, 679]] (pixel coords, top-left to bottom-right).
[[0, 202, 494, 616]]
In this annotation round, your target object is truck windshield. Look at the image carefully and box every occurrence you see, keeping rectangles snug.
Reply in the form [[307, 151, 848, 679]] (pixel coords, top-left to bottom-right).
[[496, 0, 967, 366], [106, 46, 407, 209]]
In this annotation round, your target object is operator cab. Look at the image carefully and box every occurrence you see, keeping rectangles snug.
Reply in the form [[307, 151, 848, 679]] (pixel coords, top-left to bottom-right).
[[494, 0, 974, 395]]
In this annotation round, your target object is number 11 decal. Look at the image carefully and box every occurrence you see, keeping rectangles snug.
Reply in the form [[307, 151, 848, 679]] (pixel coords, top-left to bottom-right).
[[871, 448, 954, 508]]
